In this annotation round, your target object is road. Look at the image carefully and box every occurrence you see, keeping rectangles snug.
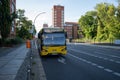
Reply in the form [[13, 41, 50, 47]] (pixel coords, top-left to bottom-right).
[[41, 43, 120, 80]]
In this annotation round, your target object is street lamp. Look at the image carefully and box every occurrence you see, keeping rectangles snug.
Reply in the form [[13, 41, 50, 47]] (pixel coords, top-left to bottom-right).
[[30, 12, 46, 38], [33, 12, 46, 26]]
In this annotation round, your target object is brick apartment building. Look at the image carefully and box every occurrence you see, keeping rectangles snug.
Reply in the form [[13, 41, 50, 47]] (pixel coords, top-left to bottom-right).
[[43, 23, 48, 28], [52, 5, 64, 28], [64, 22, 82, 39], [0, 0, 16, 39], [52, 5, 83, 40]]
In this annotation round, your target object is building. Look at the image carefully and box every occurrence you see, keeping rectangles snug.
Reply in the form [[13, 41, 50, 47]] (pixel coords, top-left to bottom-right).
[[10, 0, 16, 38], [0, 0, 16, 39], [43, 23, 48, 28], [64, 22, 82, 39], [52, 5, 64, 28]]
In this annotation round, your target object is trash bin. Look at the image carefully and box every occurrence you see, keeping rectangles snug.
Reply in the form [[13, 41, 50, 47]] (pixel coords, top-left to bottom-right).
[[26, 40, 31, 48]]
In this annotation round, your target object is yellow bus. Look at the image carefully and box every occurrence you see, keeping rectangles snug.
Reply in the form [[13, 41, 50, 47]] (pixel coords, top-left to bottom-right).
[[38, 27, 67, 56]]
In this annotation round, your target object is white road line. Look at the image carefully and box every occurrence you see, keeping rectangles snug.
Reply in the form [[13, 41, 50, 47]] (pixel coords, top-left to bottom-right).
[[82, 59, 87, 62], [104, 69, 113, 73], [58, 57, 66, 64], [116, 61, 120, 64], [86, 61, 92, 64], [94, 51, 120, 59], [91, 63, 97, 66], [98, 57, 102, 59], [68, 53, 82, 61], [109, 59, 114, 62], [68, 53, 120, 77], [113, 72, 120, 77], [103, 58, 108, 60], [97, 66, 104, 69], [68, 48, 120, 64]]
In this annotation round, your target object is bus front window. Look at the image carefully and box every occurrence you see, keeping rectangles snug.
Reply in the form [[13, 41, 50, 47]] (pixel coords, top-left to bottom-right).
[[43, 33, 65, 46]]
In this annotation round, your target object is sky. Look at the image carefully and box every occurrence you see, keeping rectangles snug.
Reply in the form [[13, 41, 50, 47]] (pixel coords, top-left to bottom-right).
[[16, 0, 118, 33]]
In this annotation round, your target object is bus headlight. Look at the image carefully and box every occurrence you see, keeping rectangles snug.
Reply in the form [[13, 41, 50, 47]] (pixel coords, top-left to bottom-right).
[[61, 47, 67, 51], [42, 49, 48, 52]]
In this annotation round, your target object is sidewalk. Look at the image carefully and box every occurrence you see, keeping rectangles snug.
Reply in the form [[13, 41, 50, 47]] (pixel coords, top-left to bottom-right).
[[0, 44, 24, 57], [30, 39, 47, 80], [0, 44, 30, 80]]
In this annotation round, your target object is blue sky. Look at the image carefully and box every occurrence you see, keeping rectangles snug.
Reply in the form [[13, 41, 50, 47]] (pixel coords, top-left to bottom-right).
[[16, 0, 118, 32]]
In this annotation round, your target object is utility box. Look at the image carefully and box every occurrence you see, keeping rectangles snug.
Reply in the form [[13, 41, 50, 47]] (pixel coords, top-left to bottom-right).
[[26, 40, 31, 48]]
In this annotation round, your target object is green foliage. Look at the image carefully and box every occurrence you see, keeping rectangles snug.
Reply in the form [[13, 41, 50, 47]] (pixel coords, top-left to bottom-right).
[[79, 12, 97, 40], [10, 37, 23, 44], [78, 2, 120, 42], [0, 37, 23, 46], [3, 37, 23, 46], [16, 9, 35, 40], [16, 26, 32, 39]]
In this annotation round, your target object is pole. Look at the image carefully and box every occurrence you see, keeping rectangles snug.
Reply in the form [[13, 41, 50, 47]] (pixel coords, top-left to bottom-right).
[[30, 12, 45, 38], [33, 12, 46, 26]]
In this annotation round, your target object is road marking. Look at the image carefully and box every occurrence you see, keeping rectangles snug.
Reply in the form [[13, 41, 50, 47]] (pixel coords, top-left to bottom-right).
[[98, 57, 102, 59], [116, 61, 120, 64], [104, 69, 113, 73], [113, 72, 120, 77], [68, 53, 120, 77], [91, 63, 97, 66], [103, 58, 108, 60], [97, 66, 104, 69], [68, 48, 120, 64], [58, 57, 66, 64], [86, 61, 92, 64], [109, 59, 114, 62], [95, 51, 120, 59], [82, 59, 87, 62]]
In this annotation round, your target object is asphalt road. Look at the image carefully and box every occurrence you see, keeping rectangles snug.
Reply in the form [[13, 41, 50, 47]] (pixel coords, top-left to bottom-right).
[[41, 43, 120, 80]]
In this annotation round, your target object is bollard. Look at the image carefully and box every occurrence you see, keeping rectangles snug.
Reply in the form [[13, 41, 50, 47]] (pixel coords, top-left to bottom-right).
[[26, 40, 31, 48]]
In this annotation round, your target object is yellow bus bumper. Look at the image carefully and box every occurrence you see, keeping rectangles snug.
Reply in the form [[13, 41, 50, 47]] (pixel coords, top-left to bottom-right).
[[40, 46, 67, 56]]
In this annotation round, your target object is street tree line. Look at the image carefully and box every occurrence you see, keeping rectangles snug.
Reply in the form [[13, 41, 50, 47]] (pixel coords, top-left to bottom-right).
[[16, 9, 36, 40], [78, 2, 120, 42], [0, 0, 36, 46]]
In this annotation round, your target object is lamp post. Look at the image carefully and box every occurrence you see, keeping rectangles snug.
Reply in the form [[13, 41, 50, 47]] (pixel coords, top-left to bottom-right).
[[30, 12, 46, 38], [33, 12, 46, 26]]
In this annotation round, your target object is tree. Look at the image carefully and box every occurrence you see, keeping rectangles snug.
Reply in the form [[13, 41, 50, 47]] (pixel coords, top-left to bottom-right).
[[78, 11, 97, 40], [16, 9, 36, 39], [95, 3, 117, 41], [78, 2, 120, 42]]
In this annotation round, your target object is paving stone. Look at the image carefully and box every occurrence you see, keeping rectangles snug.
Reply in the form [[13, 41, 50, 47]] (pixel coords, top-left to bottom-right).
[[0, 75, 16, 80]]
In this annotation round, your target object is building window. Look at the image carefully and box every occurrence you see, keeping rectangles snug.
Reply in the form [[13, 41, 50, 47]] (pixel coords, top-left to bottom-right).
[[11, 21, 14, 32]]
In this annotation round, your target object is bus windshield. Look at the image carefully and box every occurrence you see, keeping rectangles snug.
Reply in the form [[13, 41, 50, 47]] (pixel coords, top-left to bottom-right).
[[42, 33, 65, 46]]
